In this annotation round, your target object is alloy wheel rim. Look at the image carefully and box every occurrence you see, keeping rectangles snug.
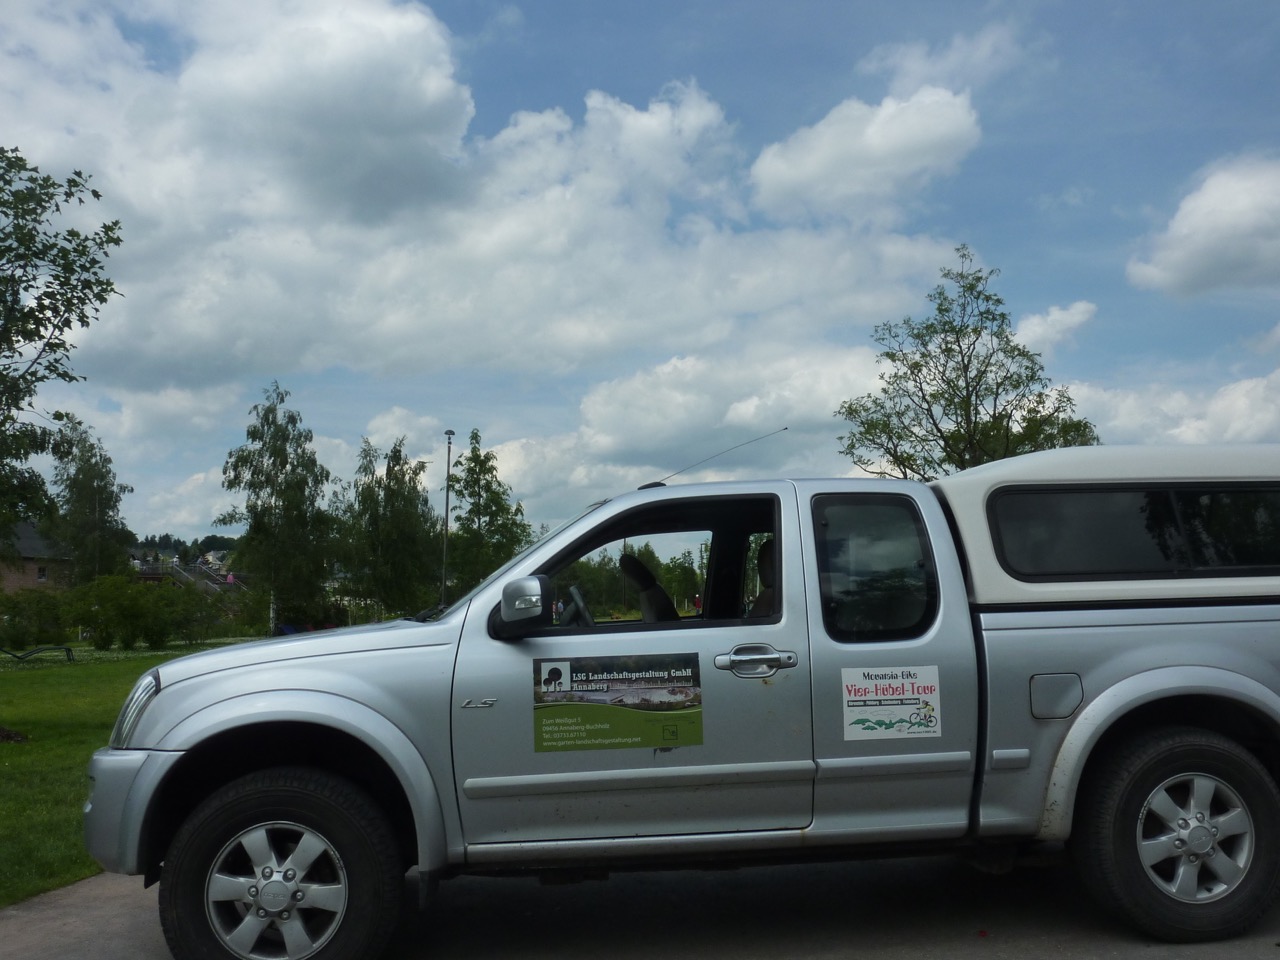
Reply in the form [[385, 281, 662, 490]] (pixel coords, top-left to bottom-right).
[[1135, 772, 1253, 903], [203, 820, 349, 960]]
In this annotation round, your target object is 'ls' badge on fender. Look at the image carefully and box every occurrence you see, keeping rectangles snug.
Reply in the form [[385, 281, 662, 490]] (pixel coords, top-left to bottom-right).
[[460, 698, 498, 708]]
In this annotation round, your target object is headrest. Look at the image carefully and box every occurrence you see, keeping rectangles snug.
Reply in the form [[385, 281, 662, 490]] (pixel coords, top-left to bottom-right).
[[619, 552, 658, 589], [757, 539, 775, 588]]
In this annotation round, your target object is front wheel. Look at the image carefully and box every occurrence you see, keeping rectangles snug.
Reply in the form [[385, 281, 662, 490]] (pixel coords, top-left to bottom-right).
[[1072, 727, 1280, 942], [159, 768, 403, 960]]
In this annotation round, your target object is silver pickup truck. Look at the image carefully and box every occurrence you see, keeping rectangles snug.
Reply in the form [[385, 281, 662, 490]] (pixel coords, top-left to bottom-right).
[[85, 444, 1280, 960]]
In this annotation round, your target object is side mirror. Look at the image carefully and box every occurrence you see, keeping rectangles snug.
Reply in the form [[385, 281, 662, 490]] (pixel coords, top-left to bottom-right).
[[491, 575, 553, 640]]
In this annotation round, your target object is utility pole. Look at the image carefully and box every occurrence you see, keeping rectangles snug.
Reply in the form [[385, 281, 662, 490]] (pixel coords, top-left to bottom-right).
[[441, 429, 454, 605]]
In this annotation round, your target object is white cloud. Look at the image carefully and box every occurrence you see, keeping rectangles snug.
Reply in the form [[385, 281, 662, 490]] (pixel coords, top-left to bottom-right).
[[1127, 155, 1280, 295], [363, 407, 444, 454], [4, 4, 992, 538], [10, 2, 959, 406], [9, 0, 480, 393], [577, 343, 879, 468], [494, 341, 880, 524], [750, 87, 980, 224], [1015, 301, 1096, 357], [1167, 370, 1280, 443], [1075, 366, 1280, 445], [1262, 323, 1280, 353], [859, 22, 1027, 98], [142, 468, 236, 538], [177, 1, 474, 220], [28, 5, 1271, 544]]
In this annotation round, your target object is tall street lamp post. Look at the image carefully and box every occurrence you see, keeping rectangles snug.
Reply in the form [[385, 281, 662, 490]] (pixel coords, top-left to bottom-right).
[[441, 429, 455, 605]]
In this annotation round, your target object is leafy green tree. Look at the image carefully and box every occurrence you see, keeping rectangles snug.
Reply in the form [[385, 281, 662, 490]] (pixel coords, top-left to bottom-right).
[[836, 245, 1099, 481], [554, 548, 621, 617], [631, 541, 663, 575], [197, 533, 238, 554], [662, 548, 701, 612], [445, 428, 534, 598], [140, 533, 184, 558], [0, 147, 121, 541], [48, 417, 134, 584], [337, 436, 440, 618], [218, 382, 334, 631]]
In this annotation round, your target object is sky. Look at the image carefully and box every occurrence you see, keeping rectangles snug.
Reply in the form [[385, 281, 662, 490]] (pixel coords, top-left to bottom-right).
[[4, 0, 1280, 541]]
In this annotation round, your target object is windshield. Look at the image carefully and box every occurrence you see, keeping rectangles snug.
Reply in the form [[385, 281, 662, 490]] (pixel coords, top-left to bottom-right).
[[421, 499, 610, 620]]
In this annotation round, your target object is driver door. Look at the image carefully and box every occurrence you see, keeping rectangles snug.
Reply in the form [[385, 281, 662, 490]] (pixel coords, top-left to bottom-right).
[[450, 487, 815, 844]]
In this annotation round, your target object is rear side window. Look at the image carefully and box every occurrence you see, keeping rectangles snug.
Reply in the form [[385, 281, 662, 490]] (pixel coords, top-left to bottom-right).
[[991, 489, 1185, 577], [1178, 488, 1280, 570], [812, 494, 938, 643], [990, 484, 1280, 580]]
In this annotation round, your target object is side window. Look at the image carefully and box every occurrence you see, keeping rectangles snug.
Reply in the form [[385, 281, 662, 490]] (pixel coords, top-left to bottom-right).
[[1177, 488, 1280, 572], [550, 531, 706, 625], [989, 484, 1280, 580], [542, 494, 780, 630], [812, 494, 938, 643], [990, 488, 1185, 578], [743, 533, 776, 618]]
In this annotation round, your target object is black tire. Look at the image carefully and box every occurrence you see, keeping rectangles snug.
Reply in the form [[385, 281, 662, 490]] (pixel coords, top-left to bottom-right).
[[1072, 727, 1280, 942], [159, 767, 403, 960]]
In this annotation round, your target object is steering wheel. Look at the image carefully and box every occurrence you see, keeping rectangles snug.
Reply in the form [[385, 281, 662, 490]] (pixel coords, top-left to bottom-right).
[[567, 585, 595, 628]]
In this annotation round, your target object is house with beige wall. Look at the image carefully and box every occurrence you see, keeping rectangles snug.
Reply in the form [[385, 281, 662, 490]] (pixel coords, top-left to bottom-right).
[[1, 523, 70, 593]]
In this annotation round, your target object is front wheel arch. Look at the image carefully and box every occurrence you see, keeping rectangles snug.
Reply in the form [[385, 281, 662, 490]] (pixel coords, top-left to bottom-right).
[[142, 722, 422, 881]]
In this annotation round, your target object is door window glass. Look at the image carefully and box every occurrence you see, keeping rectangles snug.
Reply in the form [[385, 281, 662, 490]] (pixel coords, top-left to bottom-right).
[[812, 494, 938, 643], [540, 495, 779, 632]]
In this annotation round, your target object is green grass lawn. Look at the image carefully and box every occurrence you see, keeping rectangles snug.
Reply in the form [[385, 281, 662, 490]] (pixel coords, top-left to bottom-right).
[[0, 644, 251, 908]]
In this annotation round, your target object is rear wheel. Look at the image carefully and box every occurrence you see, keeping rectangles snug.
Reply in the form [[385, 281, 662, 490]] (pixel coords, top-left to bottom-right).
[[159, 767, 403, 960], [1072, 727, 1280, 942]]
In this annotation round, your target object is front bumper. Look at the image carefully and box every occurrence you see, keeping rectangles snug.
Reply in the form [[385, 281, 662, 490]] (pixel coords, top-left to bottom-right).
[[83, 747, 184, 875]]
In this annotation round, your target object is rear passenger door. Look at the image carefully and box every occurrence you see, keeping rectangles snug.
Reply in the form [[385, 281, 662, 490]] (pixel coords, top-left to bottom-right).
[[797, 482, 980, 841]]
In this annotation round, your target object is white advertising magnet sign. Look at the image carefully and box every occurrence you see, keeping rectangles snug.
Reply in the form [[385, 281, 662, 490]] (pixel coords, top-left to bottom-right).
[[842, 666, 942, 740]]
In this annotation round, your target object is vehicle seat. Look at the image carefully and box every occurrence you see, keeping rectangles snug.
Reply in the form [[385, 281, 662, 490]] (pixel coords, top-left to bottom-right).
[[619, 553, 680, 623], [747, 539, 775, 618]]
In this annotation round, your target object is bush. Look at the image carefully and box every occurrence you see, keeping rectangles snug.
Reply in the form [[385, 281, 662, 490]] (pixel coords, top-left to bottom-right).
[[0, 592, 26, 651], [137, 585, 173, 650], [43, 574, 243, 651], [228, 587, 271, 636], [0, 589, 64, 651], [66, 575, 134, 649], [185, 585, 238, 644]]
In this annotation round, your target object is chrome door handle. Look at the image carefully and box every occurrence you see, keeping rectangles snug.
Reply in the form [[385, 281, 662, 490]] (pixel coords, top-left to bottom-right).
[[714, 643, 798, 678]]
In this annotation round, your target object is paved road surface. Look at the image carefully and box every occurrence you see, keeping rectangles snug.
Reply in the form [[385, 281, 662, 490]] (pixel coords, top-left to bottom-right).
[[5, 854, 1280, 960]]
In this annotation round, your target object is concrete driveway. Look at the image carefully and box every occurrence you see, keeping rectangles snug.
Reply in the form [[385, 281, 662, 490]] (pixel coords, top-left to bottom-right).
[[0, 873, 167, 960], [6, 855, 1280, 960]]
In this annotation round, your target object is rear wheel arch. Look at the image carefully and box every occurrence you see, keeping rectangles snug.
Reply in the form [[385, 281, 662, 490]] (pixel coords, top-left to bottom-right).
[[1040, 673, 1280, 840], [1087, 694, 1280, 770]]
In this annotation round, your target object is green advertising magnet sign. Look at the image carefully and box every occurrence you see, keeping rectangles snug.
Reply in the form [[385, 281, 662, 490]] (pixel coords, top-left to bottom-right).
[[533, 653, 703, 752]]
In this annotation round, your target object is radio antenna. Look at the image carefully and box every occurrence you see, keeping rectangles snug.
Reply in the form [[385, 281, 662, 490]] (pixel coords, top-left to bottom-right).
[[640, 426, 789, 488]]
